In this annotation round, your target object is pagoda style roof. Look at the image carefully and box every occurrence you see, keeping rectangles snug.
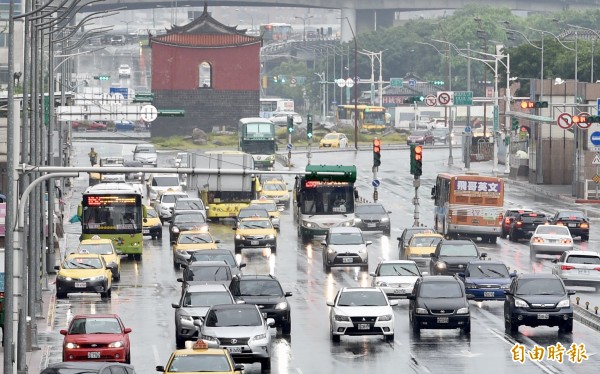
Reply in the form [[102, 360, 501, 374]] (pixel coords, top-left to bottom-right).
[[151, 3, 261, 48]]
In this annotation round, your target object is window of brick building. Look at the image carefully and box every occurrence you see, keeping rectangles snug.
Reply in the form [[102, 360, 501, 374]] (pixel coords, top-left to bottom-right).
[[199, 62, 212, 88]]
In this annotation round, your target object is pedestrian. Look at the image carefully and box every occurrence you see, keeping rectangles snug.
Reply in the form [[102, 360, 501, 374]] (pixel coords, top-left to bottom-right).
[[88, 147, 98, 165]]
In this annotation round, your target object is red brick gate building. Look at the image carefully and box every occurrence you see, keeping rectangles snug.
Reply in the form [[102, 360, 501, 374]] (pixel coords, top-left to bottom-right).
[[150, 4, 261, 137]]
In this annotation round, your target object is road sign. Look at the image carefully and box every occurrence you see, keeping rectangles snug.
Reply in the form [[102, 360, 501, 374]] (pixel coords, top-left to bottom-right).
[[110, 87, 129, 99], [597, 98, 600, 116], [593, 154, 600, 165], [390, 78, 403, 87], [290, 77, 297, 87], [493, 105, 499, 131], [454, 91, 473, 106], [591, 131, 600, 146], [594, 174, 600, 184], [425, 95, 437, 107], [287, 143, 293, 150], [557, 113, 573, 129], [577, 112, 592, 129], [140, 104, 158, 122], [464, 126, 472, 133], [408, 79, 417, 87], [437, 91, 452, 105], [372, 179, 381, 188], [336, 78, 346, 88], [345, 78, 354, 88]]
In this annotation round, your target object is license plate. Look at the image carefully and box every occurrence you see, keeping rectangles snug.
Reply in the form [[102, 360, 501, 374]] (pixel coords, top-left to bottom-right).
[[227, 347, 242, 354], [437, 317, 449, 324], [484, 292, 495, 297], [579, 269, 590, 274], [142, 229, 149, 234], [357, 323, 370, 330], [394, 289, 405, 294], [537, 314, 549, 320], [367, 223, 377, 228], [250, 240, 259, 246], [75, 282, 86, 288], [568, 223, 576, 227], [87, 352, 100, 359], [342, 257, 353, 263]]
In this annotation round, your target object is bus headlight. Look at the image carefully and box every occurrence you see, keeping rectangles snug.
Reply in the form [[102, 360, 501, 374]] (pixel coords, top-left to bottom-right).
[[302, 221, 314, 228]]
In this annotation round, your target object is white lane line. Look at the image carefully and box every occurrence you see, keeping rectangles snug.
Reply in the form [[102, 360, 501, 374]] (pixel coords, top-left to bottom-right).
[[153, 345, 160, 366], [487, 328, 557, 374]]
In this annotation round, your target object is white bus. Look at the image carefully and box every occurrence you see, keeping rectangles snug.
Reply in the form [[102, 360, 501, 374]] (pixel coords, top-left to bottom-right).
[[259, 98, 294, 119]]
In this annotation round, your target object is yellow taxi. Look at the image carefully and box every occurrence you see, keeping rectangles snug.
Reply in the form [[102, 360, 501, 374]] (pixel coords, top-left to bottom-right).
[[233, 217, 277, 254], [156, 340, 243, 373], [54, 253, 114, 299], [173, 230, 220, 268], [249, 198, 280, 230], [403, 233, 444, 267], [143, 205, 163, 240], [74, 235, 121, 281], [319, 132, 349, 148], [259, 180, 290, 208]]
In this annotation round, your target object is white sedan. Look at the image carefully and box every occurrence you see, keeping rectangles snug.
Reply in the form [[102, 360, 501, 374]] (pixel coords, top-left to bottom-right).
[[269, 112, 303, 127], [529, 225, 573, 261], [552, 250, 600, 289], [370, 260, 423, 299], [327, 287, 397, 342]]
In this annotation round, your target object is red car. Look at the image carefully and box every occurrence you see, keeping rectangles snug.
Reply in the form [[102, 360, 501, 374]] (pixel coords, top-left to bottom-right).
[[61, 314, 132, 363], [71, 121, 108, 131], [407, 130, 434, 145]]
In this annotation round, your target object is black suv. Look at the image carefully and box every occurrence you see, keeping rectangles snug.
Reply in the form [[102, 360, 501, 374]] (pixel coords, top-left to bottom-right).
[[549, 210, 590, 241], [504, 273, 575, 333], [229, 274, 292, 335], [429, 239, 486, 276], [508, 212, 548, 242]]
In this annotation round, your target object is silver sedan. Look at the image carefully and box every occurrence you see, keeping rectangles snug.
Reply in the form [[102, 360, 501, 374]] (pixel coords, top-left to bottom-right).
[[529, 225, 573, 261]]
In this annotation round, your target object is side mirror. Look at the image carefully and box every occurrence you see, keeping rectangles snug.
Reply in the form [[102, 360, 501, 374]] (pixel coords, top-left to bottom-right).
[[156, 366, 165, 372], [407, 295, 415, 300], [326, 300, 334, 307], [551, 259, 558, 263], [510, 271, 517, 278], [176, 277, 184, 283], [123, 327, 132, 334], [480, 252, 487, 259], [193, 319, 203, 327], [181, 263, 188, 269], [568, 290, 576, 296], [266, 318, 276, 327], [285, 291, 293, 297], [504, 290, 513, 295], [214, 239, 221, 244], [234, 364, 245, 371], [369, 272, 376, 277], [365, 241, 372, 246], [239, 263, 247, 269], [171, 303, 180, 309], [457, 272, 465, 278], [116, 250, 123, 255], [421, 271, 429, 276], [321, 240, 327, 246], [143, 218, 148, 223], [387, 211, 392, 214], [60, 329, 67, 335], [232, 227, 237, 230], [54, 265, 60, 270], [389, 300, 399, 306], [429, 253, 436, 258]]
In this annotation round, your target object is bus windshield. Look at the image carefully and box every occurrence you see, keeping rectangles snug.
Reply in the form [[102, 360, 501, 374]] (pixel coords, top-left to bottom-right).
[[82, 205, 141, 233], [300, 183, 354, 215], [242, 141, 276, 155], [364, 111, 385, 124], [243, 123, 274, 138]]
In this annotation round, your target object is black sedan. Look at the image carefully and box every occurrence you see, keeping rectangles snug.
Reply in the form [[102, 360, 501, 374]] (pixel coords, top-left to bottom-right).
[[408, 276, 472, 334], [549, 210, 590, 241], [508, 211, 548, 242], [169, 211, 209, 243], [429, 239, 486, 276], [504, 273, 575, 333], [354, 203, 391, 235]]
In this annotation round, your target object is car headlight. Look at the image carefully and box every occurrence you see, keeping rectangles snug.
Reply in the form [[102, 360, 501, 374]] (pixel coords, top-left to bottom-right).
[[180, 315, 194, 322], [514, 298, 528, 308], [108, 341, 124, 348], [57, 274, 72, 281], [235, 234, 244, 240], [381, 217, 389, 222], [557, 299, 570, 308], [327, 248, 336, 254], [302, 221, 314, 228], [378, 314, 393, 322], [251, 333, 267, 341], [375, 281, 388, 287], [434, 261, 447, 269], [334, 315, 350, 322], [266, 234, 275, 239], [415, 308, 428, 315], [172, 226, 179, 233], [501, 284, 510, 289], [89, 275, 106, 281], [342, 220, 353, 227], [354, 218, 362, 222], [464, 283, 477, 289], [456, 307, 469, 315], [64, 342, 80, 349], [275, 301, 288, 310], [359, 248, 367, 254]]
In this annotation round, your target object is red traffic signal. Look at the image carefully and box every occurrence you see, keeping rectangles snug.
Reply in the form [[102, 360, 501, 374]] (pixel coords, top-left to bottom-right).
[[520, 100, 548, 109], [414, 145, 423, 161], [373, 138, 381, 153]]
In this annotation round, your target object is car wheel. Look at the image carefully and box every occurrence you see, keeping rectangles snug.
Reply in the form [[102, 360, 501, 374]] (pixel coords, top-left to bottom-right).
[[125, 351, 131, 364], [271, 246, 277, 253], [175, 336, 185, 349], [173, 256, 180, 270], [581, 235, 589, 242], [559, 320, 573, 333], [282, 319, 292, 335], [505, 317, 519, 333], [134, 254, 142, 261], [260, 358, 271, 371], [384, 227, 391, 236], [114, 272, 121, 282], [158, 231, 163, 239], [410, 314, 420, 334], [508, 230, 517, 242], [488, 236, 497, 244], [385, 333, 394, 342], [324, 262, 331, 273], [56, 291, 66, 299], [330, 325, 341, 342], [501, 227, 507, 238], [462, 322, 471, 334]]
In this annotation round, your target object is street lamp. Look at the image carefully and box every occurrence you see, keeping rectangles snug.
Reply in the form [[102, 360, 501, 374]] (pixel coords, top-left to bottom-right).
[[567, 24, 600, 83], [295, 15, 313, 42], [236, 8, 254, 31], [339, 16, 358, 150]]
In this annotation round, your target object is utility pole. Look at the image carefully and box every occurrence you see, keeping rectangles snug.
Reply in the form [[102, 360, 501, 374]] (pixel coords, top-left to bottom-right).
[[466, 43, 472, 171]]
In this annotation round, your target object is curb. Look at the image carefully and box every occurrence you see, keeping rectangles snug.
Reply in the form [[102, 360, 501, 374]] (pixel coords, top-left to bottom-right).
[[573, 303, 600, 332]]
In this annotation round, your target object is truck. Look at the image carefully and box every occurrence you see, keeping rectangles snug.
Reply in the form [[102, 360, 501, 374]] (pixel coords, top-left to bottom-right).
[[189, 151, 260, 221]]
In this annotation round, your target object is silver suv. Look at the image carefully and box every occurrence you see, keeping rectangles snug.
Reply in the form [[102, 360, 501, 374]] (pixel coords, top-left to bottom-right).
[[201, 304, 274, 371], [132, 143, 157, 166], [321, 227, 371, 272], [171, 283, 235, 348]]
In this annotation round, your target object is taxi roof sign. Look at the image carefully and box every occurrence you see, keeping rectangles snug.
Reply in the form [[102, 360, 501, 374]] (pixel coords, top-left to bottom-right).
[[192, 340, 208, 349]]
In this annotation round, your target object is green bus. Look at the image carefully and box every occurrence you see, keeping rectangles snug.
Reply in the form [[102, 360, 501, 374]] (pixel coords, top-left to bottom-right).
[[238, 117, 277, 170], [78, 183, 146, 260]]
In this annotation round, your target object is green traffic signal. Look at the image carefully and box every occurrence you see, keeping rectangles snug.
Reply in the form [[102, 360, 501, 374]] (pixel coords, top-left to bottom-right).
[[287, 115, 294, 133], [403, 96, 425, 104], [307, 114, 313, 139], [94, 75, 110, 81], [511, 117, 519, 131]]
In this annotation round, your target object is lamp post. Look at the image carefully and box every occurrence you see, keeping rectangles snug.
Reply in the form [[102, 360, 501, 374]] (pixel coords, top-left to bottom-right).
[[340, 17, 358, 150], [295, 15, 313, 42], [236, 9, 254, 30], [567, 24, 600, 83], [359, 49, 384, 106]]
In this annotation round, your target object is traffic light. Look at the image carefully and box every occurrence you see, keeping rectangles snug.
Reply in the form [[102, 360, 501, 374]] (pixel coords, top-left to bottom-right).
[[94, 75, 110, 81], [573, 114, 588, 124], [511, 117, 519, 131], [287, 115, 294, 133], [429, 81, 444, 86], [520, 100, 548, 109], [306, 114, 313, 139], [273, 75, 279, 83], [410, 144, 423, 176], [373, 138, 381, 167], [403, 96, 424, 104], [585, 115, 600, 124], [157, 109, 185, 117]]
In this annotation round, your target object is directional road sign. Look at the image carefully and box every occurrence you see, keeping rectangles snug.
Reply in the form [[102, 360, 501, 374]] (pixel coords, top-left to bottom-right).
[[557, 113, 573, 129], [591, 131, 600, 146], [287, 143, 293, 150], [464, 126, 472, 133], [453, 91, 473, 106], [390, 78, 403, 87], [110, 87, 129, 100], [408, 79, 417, 87], [140, 104, 158, 122], [425, 95, 437, 107], [597, 98, 600, 116], [372, 179, 381, 188], [336, 79, 346, 87]]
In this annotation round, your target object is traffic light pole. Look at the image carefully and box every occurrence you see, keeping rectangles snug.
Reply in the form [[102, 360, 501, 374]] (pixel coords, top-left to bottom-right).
[[372, 166, 378, 202], [413, 176, 420, 227], [287, 132, 292, 169]]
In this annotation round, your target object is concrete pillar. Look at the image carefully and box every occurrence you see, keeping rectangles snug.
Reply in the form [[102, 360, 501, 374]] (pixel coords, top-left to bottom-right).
[[340, 8, 356, 43], [357, 10, 395, 34]]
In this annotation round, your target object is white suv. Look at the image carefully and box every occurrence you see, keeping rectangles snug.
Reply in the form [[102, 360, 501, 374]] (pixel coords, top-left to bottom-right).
[[132, 143, 157, 166], [118, 64, 131, 78], [147, 173, 182, 202], [153, 190, 189, 222]]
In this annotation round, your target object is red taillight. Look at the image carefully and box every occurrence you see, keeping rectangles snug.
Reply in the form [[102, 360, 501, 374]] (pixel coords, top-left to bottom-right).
[[561, 265, 575, 271], [594, 267, 600, 271], [580, 223, 589, 229], [504, 218, 510, 224], [516, 221, 523, 226]]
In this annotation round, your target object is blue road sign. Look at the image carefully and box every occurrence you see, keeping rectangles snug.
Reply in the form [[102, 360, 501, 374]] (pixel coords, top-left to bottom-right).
[[464, 126, 472, 133], [409, 79, 417, 87], [110, 87, 129, 99], [591, 131, 600, 146], [287, 143, 293, 150], [597, 98, 600, 116], [372, 179, 381, 188]]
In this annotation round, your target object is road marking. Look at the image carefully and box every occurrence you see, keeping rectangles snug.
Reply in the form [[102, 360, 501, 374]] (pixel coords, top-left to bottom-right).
[[487, 328, 557, 374], [153, 345, 160, 365]]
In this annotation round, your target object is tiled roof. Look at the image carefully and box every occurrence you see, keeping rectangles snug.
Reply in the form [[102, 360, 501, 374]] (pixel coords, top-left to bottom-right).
[[152, 34, 261, 48]]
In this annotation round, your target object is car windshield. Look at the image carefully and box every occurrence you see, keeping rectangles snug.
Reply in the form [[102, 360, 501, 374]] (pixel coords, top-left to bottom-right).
[[162, 194, 186, 204], [557, 211, 585, 219], [263, 183, 286, 191], [432, 129, 447, 135], [174, 213, 206, 224], [178, 233, 213, 244], [466, 263, 509, 278], [411, 131, 426, 136], [184, 291, 232, 307], [78, 243, 113, 255], [250, 202, 277, 212], [324, 134, 339, 140], [378, 263, 420, 276], [516, 278, 565, 296], [147, 208, 158, 218], [63, 257, 103, 269], [167, 354, 232, 372], [356, 204, 386, 214], [239, 220, 272, 229], [175, 199, 204, 210], [438, 244, 478, 257], [261, 175, 284, 183], [189, 254, 236, 268], [238, 209, 269, 219], [337, 290, 387, 307], [204, 308, 262, 327], [135, 146, 155, 153], [419, 282, 463, 298], [187, 266, 231, 281], [68, 317, 122, 334], [535, 226, 570, 235], [403, 229, 433, 244], [152, 176, 179, 187], [329, 232, 364, 245], [566, 255, 600, 265], [410, 236, 442, 247], [239, 280, 283, 296]]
